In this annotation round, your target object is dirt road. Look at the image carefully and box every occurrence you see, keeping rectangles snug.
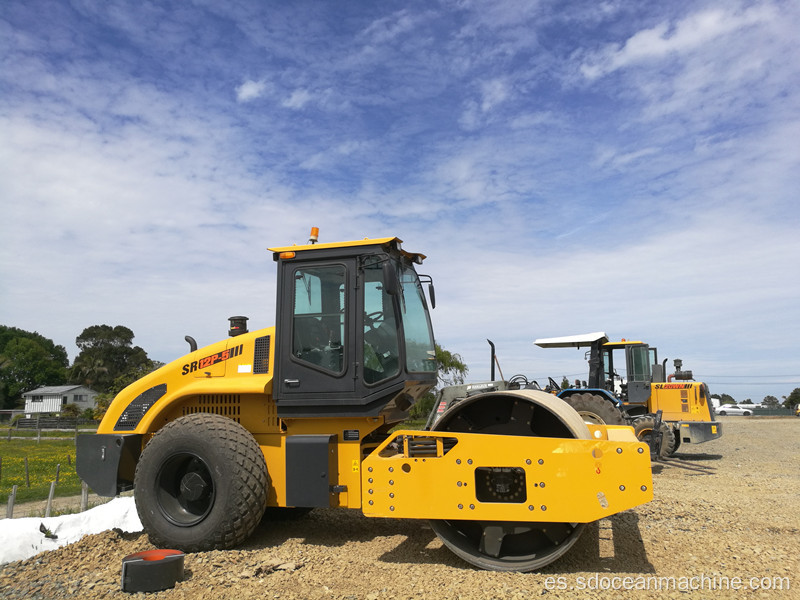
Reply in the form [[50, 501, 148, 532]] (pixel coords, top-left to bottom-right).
[[1, 417, 797, 599]]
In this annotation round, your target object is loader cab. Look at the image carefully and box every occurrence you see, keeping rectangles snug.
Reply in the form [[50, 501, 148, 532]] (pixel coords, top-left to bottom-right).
[[599, 341, 654, 406], [535, 332, 656, 406], [270, 237, 437, 418]]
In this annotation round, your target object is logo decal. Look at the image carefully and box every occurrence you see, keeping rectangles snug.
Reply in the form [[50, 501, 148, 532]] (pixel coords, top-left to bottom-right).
[[182, 344, 244, 375]]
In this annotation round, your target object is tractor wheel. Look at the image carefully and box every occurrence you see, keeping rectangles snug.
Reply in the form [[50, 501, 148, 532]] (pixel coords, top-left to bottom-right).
[[134, 413, 269, 552], [429, 389, 590, 572], [631, 415, 676, 459], [561, 393, 626, 426], [669, 431, 681, 455]]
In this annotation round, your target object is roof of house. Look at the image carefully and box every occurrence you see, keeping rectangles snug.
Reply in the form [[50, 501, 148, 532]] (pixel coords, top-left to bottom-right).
[[22, 385, 95, 396]]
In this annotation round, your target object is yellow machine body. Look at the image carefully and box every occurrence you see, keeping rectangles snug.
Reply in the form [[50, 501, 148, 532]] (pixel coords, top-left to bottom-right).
[[95, 335, 652, 519], [649, 382, 714, 422], [362, 426, 652, 522]]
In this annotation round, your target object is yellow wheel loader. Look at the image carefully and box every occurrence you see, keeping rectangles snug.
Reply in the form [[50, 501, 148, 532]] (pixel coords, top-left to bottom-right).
[[77, 233, 653, 572], [534, 332, 722, 457]]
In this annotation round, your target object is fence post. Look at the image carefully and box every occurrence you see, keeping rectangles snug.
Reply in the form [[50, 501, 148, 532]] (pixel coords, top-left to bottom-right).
[[45, 481, 57, 518], [55, 463, 61, 485], [6, 484, 17, 518], [80, 481, 89, 512]]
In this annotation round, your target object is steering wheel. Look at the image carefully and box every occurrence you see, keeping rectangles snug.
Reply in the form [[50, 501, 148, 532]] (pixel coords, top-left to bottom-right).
[[364, 311, 384, 331]]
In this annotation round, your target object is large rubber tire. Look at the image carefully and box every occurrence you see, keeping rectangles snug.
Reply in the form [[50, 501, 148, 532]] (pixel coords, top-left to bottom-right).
[[561, 393, 626, 426], [134, 413, 269, 552], [430, 389, 590, 572], [669, 429, 681, 455], [631, 415, 676, 459]]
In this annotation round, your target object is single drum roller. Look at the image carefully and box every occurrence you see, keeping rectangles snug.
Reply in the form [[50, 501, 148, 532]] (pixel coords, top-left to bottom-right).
[[429, 389, 591, 571]]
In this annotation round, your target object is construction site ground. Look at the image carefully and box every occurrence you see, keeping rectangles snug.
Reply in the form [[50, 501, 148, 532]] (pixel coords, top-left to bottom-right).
[[1, 417, 797, 599]]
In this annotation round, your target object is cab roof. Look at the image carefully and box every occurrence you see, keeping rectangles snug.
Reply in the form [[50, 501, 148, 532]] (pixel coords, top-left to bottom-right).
[[534, 332, 645, 349], [534, 332, 609, 348], [268, 236, 426, 263]]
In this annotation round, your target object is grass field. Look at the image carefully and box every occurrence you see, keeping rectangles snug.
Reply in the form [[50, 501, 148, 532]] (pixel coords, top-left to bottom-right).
[[0, 439, 83, 504]]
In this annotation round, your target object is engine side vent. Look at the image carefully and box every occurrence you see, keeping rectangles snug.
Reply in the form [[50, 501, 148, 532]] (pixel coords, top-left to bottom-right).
[[115, 384, 167, 431], [253, 335, 271, 374], [181, 395, 242, 423], [398, 435, 458, 458]]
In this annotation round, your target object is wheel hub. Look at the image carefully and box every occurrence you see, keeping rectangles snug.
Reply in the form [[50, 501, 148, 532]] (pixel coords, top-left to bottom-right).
[[179, 471, 209, 502], [155, 453, 216, 527]]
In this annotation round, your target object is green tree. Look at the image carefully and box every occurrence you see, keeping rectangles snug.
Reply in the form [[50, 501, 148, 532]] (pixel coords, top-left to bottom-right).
[[61, 403, 80, 418], [91, 360, 165, 421], [435, 344, 469, 388], [92, 394, 112, 421], [712, 393, 736, 405], [762, 395, 779, 407], [782, 388, 800, 409], [69, 325, 151, 393], [409, 343, 469, 419], [0, 326, 69, 409]]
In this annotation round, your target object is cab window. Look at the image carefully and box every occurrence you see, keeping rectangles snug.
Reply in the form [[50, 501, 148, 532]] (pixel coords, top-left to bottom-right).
[[399, 266, 436, 373], [292, 265, 346, 373], [627, 345, 650, 382], [362, 264, 400, 384]]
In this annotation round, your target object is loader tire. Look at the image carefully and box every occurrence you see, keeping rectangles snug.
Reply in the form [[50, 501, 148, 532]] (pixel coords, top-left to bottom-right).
[[134, 413, 269, 552], [561, 393, 626, 426], [667, 429, 681, 455], [632, 415, 676, 459]]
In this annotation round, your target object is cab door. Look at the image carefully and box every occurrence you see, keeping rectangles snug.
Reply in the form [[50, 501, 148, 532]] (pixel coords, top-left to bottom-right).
[[275, 260, 356, 403], [625, 343, 652, 405]]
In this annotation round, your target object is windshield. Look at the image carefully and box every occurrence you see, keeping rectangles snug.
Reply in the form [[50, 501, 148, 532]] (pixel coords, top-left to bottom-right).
[[399, 265, 436, 373], [627, 345, 650, 382], [362, 263, 401, 384]]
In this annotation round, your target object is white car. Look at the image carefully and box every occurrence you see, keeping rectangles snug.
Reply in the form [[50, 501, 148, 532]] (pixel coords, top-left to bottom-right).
[[716, 404, 753, 416]]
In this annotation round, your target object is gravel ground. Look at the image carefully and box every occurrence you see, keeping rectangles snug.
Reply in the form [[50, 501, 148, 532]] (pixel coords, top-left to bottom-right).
[[1, 417, 797, 599]]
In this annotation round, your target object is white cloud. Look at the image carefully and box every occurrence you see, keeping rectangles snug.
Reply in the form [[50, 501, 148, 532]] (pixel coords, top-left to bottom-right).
[[236, 79, 267, 102], [360, 9, 417, 44], [480, 78, 510, 112], [580, 5, 775, 80], [592, 145, 660, 170], [282, 89, 312, 109]]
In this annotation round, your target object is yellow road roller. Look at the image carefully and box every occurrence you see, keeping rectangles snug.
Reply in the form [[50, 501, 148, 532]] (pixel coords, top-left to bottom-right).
[[77, 232, 652, 571]]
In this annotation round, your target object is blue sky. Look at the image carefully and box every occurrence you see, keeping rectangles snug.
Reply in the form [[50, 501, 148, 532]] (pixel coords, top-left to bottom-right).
[[1, 0, 798, 402]]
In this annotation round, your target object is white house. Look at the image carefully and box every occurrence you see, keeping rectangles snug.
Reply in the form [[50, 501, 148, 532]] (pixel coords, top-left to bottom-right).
[[22, 385, 99, 417]]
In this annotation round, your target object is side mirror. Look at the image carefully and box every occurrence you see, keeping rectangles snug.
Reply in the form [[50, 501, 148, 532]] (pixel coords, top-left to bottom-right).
[[418, 274, 435, 309], [382, 261, 399, 296]]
